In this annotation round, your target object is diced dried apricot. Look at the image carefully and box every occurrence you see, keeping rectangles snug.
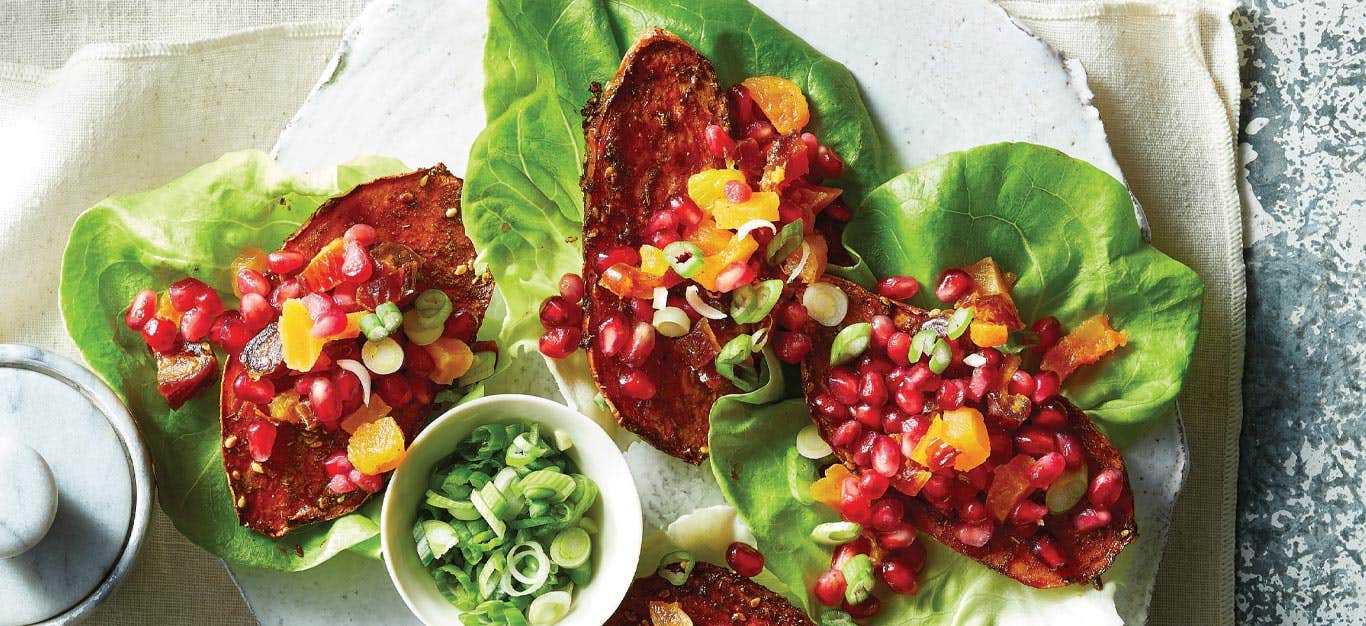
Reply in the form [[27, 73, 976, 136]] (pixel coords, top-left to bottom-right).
[[963, 257, 1012, 296], [340, 395, 392, 434], [640, 245, 669, 277], [1041, 314, 1128, 381], [279, 299, 325, 371], [600, 263, 666, 299], [910, 408, 990, 471], [269, 390, 311, 424], [229, 247, 269, 297], [691, 235, 758, 291], [157, 291, 183, 325], [969, 321, 1009, 348], [348, 416, 406, 474], [741, 76, 810, 135], [298, 238, 347, 293], [687, 169, 745, 212], [425, 337, 474, 385], [986, 454, 1036, 522], [811, 463, 853, 508], [711, 191, 780, 230], [687, 218, 736, 255]]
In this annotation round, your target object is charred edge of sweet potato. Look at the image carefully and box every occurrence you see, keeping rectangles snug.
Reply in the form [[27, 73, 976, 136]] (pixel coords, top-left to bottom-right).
[[581, 29, 732, 464], [155, 340, 218, 409], [798, 277, 1137, 588], [606, 562, 814, 626], [222, 167, 493, 537]]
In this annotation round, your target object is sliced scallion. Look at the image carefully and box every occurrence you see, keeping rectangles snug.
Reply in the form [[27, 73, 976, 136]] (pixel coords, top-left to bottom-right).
[[549, 527, 591, 569], [830, 322, 872, 366], [841, 553, 875, 604], [657, 550, 695, 586], [663, 241, 705, 278], [946, 307, 974, 339], [810, 521, 863, 545], [730, 279, 784, 324], [928, 338, 953, 374]]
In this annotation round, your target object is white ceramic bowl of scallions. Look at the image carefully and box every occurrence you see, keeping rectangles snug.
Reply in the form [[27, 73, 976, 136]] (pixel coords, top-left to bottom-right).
[[381, 394, 641, 626]]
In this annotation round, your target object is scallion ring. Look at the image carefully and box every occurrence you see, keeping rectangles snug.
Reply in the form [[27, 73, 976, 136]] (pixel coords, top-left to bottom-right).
[[549, 526, 591, 569], [810, 521, 863, 545], [730, 279, 784, 324], [335, 359, 372, 405], [527, 590, 572, 626], [910, 328, 938, 362], [361, 337, 404, 375], [840, 553, 875, 605], [657, 550, 696, 586], [652, 286, 669, 310], [374, 301, 403, 332], [946, 306, 974, 340], [802, 281, 849, 326], [685, 285, 727, 320], [766, 218, 805, 265], [830, 322, 872, 366], [928, 338, 953, 374], [796, 424, 833, 459], [652, 306, 692, 338], [663, 241, 705, 279]]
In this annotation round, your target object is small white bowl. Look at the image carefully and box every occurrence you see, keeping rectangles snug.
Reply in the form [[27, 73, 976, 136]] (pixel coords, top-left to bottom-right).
[[381, 394, 641, 626]]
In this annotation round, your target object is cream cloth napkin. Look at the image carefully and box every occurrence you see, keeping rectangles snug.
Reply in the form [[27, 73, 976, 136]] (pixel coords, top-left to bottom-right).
[[999, 2, 1244, 625], [0, 1, 1243, 625]]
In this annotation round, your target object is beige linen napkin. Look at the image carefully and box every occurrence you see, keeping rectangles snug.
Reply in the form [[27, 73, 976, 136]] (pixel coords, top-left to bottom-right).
[[998, 2, 1245, 625], [0, 4, 366, 625]]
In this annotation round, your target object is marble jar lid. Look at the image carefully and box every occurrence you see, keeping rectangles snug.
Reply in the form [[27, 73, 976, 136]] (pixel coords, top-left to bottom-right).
[[0, 344, 153, 626]]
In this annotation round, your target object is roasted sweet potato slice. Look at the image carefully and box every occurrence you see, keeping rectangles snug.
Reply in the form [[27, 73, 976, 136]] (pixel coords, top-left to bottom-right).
[[799, 277, 1136, 588], [582, 29, 734, 464], [222, 166, 493, 538], [607, 562, 813, 626]]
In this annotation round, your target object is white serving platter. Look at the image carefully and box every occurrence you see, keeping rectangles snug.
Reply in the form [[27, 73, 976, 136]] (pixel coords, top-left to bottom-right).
[[233, 1, 1187, 624]]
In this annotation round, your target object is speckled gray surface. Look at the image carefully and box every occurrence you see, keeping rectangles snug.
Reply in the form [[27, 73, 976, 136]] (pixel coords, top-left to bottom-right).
[[1235, 0, 1366, 624]]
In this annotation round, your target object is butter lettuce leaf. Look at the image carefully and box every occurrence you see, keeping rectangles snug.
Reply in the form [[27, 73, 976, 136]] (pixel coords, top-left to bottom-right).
[[60, 150, 407, 570], [848, 142, 1202, 445], [463, 0, 895, 354]]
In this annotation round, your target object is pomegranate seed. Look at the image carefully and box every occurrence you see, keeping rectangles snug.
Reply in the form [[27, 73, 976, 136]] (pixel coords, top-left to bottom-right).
[[1010, 501, 1049, 526], [1028, 452, 1067, 488], [645, 210, 680, 234], [814, 569, 847, 607], [902, 363, 935, 391], [825, 200, 853, 223], [956, 521, 994, 548], [340, 240, 373, 282], [958, 499, 989, 523], [1033, 404, 1068, 430], [648, 228, 681, 249], [934, 269, 974, 303], [1033, 535, 1067, 569], [1055, 432, 1085, 469], [245, 420, 276, 463], [595, 315, 629, 357], [332, 370, 363, 416], [900, 541, 928, 574], [814, 394, 852, 422], [1008, 370, 1035, 396], [858, 472, 889, 499], [777, 301, 809, 331], [125, 289, 158, 330], [900, 414, 932, 448], [921, 475, 953, 503], [1032, 371, 1061, 403], [352, 470, 384, 493], [838, 479, 872, 524], [831, 537, 872, 571], [705, 124, 736, 158], [1074, 507, 1112, 532], [669, 195, 704, 227], [311, 309, 348, 338], [267, 250, 305, 275], [852, 404, 882, 429], [327, 473, 357, 493], [592, 246, 640, 273], [630, 298, 654, 321], [967, 466, 993, 491], [374, 374, 411, 409], [403, 342, 435, 375], [621, 322, 656, 367], [774, 331, 812, 364], [870, 315, 895, 348], [880, 556, 920, 595], [1032, 316, 1063, 352], [881, 409, 907, 435], [192, 289, 225, 320], [210, 312, 252, 354], [1088, 468, 1124, 508], [859, 371, 889, 408], [727, 84, 757, 125], [1015, 427, 1057, 456], [936, 379, 967, 411], [558, 273, 586, 303], [324, 452, 353, 476], [852, 431, 879, 467], [894, 381, 925, 415], [725, 542, 765, 577], [870, 499, 904, 531], [858, 354, 895, 377], [344, 223, 377, 246], [269, 279, 304, 310], [814, 145, 846, 179], [843, 596, 881, 619], [746, 121, 776, 143], [167, 277, 210, 312], [443, 311, 478, 341], [988, 427, 1014, 459], [232, 371, 275, 405], [236, 293, 272, 332], [828, 368, 860, 405], [539, 295, 583, 328], [309, 377, 343, 425], [618, 371, 657, 400], [408, 373, 433, 406], [876, 276, 921, 301], [178, 308, 213, 342], [871, 436, 902, 477], [830, 421, 863, 447], [878, 522, 917, 550], [886, 332, 912, 365], [301, 293, 333, 319], [713, 261, 757, 293]]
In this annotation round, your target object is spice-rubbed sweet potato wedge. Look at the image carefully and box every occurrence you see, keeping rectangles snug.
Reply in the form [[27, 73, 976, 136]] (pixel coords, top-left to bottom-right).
[[581, 29, 735, 464], [222, 166, 493, 538], [607, 562, 813, 626], [799, 276, 1136, 588]]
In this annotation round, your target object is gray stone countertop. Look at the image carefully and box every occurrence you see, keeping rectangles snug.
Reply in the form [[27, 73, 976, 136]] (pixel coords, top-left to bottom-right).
[[1235, 1, 1365, 623]]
